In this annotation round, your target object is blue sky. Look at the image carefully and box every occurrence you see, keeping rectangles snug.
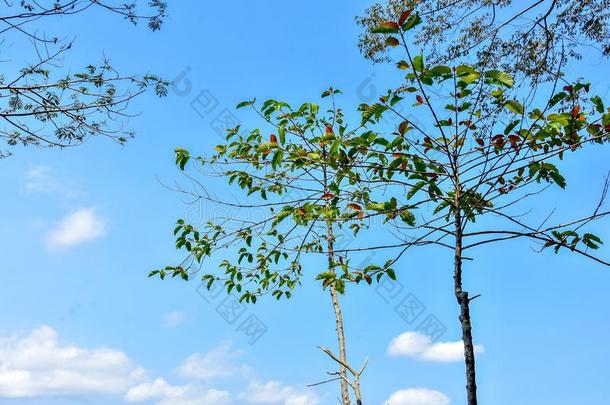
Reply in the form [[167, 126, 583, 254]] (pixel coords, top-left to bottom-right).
[[1, 1, 610, 405]]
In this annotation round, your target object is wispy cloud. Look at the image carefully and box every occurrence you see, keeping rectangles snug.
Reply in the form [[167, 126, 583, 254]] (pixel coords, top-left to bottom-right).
[[240, 380, 320, 405], [177, 342, 247, 381], [24, 165, 83, 198], [385, 388, 450, 405], [46, 207, 107, 249], [24, 165, 58, 193], [387, 331, 484, 363], [125, 379, 231, 405], [0, 326, 145, 398], [163, 311, 186, 328]]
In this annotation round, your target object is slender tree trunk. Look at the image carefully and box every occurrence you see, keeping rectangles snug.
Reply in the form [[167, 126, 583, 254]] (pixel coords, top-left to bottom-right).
[[326, 221, 352, 405], [320, 139, 352, 404], [320, 141, 352, 404], [453, 209, 478, 405]]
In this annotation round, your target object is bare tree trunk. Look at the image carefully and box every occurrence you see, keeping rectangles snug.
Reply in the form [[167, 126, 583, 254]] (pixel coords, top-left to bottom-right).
[[453, 209, 478, 405], [319, 137, 353, 404], [319, 140, 352, 405], [327, 222, 352, 405]]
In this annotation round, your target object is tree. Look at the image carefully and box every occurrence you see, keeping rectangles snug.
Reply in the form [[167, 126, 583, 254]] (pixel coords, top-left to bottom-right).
[[152, 90, 404, 404], [151, 4, 610, 405], [357, 0, 610, 85], [0, 1, 168, 157], [358, 9, 610, 404]]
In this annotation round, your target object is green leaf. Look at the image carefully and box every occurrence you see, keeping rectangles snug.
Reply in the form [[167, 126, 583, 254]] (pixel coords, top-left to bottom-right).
[[428, 65, 452, 77], [503, 120, 521, 135], [549, 92, 567, 107], [399, 210, 416, 226], [583, 233, 603, 249], [401, 13, 422, 31], [413, 55, 424, 73], [386, 268, 397, 280], [485, 70, 514, 88], [456, 65, 480, 84], [330, 140, 340, 156], [175, 147, 191, 170], [407, 180, 426, 199], [321, 88, 342, 98], [360, 103, 388, 125], [272, 150, 284, 168], [591, 96, 605, 113], [549, 170, 566, 189], [505, 100, 524, 115], [397, 60, 409, 70], [236, 99, 254, 109], [433, 200, 450, 215]]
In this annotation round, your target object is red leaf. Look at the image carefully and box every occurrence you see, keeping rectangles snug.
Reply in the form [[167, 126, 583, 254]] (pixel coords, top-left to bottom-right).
[[508, 134, 520, 149], [385, 37, 400, 47], [423, 137, 433, 153], [270, 134, 278, 143], [461, 120, 474, 128], [563, 85, 573, 92], [416, 95, 425, 104], [347, 203, 362, 211], [325, 126, 333, 134], [398, 121, 410, 135], [382, 21, 400, 30], [399, 10, 413, 26], [492, 134, 505, 147], [322, 193, 334, 200], [475, 138, 485, 147], [572, 105, 580, 118]]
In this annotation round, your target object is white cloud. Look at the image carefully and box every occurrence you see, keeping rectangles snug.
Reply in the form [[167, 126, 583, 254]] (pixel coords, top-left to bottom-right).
[[163, 311, 186, 328], [177, 343, 246, 381], [46, 207, 107, 248], [125, 378, 231, 405], [0, 325, 145, 398], [24, 166, 58, 193], [240, 380, 319, 405], [385, 388, 450, 405], [24, 165, 85, 199], [0, 327, 313, 405], [387, 332, 484, 363]]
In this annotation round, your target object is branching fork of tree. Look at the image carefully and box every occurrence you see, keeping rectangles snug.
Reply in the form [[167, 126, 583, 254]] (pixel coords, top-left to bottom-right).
[[357, 0, 610, 86], [154, 4, 610, 405], [0, 0, 168, 156], [357, 9, 610, 404], [152, 88, 412, 404]]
